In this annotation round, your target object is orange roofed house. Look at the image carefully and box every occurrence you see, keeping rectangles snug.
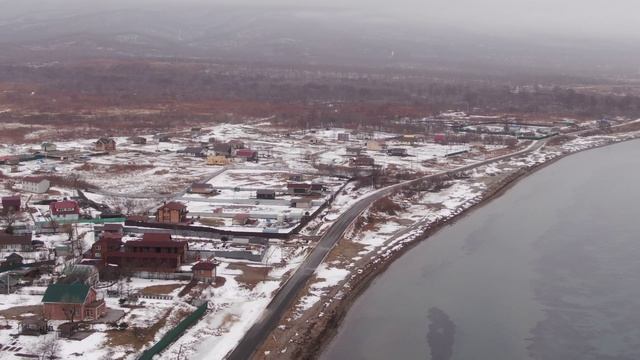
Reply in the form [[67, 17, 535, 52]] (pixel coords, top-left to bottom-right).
[[155, 201, 188, 224]]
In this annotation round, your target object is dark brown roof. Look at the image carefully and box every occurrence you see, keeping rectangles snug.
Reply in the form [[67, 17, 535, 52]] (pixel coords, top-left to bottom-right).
[[126, 238, 188, 249], [159, 202, 187, 211], [0, 233, 32, 246], [142, 233, 172, 242], [192, 261, 217, 271], [103, 224, 123, 232], [287, 183, 311, 190]]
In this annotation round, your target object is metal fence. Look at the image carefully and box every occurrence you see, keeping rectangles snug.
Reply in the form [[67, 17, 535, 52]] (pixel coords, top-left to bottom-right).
[[137, 302, 208, 360]]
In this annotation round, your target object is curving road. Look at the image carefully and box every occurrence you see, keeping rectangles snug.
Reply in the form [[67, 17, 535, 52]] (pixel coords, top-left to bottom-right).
[[223, 140, 545, 360]]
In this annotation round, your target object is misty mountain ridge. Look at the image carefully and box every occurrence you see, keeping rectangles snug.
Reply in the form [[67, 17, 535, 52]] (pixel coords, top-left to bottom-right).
[[0, 3, 639, 79]]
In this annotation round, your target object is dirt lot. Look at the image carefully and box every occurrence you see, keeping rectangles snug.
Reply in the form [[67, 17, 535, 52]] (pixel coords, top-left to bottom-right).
[[0, 305, 42, 320], [139, 284, 183, 296]]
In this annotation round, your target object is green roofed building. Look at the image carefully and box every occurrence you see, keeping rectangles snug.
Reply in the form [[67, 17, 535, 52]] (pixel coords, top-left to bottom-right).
[[42, 282, 106, 321]]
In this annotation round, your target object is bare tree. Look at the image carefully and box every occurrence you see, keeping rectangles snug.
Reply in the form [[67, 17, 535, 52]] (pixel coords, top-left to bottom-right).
[[123, 198, 138, 215], [61, 303, 78, 324], [45, 215, 60, 234], [38, 334, 60, 360], [1, 209, 18, 234]]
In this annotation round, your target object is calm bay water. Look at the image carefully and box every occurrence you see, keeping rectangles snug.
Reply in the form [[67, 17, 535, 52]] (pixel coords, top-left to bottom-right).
[[322, 140, 640, 360]]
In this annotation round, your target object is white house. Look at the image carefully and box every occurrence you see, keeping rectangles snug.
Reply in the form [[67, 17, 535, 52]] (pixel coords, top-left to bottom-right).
[[22, 179, 50, 194]]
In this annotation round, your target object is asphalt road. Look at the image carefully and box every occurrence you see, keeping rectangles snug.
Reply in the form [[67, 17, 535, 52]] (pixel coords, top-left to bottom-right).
[[224, 140, 544, 360]]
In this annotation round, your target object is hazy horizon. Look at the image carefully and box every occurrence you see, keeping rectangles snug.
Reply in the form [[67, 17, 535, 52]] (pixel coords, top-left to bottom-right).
[[2, 0, 639, 41]]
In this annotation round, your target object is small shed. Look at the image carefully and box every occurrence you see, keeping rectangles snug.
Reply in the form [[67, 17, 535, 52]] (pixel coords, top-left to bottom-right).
[[256, 189, 276, 200], [192, 261, 219, 284], [20, 316, 49, 336]]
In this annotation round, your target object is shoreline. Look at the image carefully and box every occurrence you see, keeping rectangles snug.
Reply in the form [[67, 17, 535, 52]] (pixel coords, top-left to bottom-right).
[[279, 135, 640, 360]]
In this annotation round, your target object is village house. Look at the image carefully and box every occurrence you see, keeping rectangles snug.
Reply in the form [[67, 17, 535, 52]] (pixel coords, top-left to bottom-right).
[[22, 178, 50, 194], [192, 260, 218, 284], [41, 142, 57, 152], [235, 149, 258, 162], [356, 131, 374, 140], [158, 135, 171, 142], [1, 253, 24, 269], [287, 183, 312, 196], [366, 140, 387, 151], [228, 140, 245, 150], [0, 233, 33, 252], [288, 174, 304, 182], [213, 143, 233, 157], [130, 136, 147, 145], [350, 155, 375, 167], [49, 200, 80, 221], [103, 233, 188, 273], [190, 183, 215, 195], [42, 282, 106, 321], [155, 201, 188, 224], [1, 196, 21, 213], [207, 154, 231, 166], [232, 213, 251, 226], [91, 232, 123, 260], [180, 146, 207, 158], [256, 189, 276, 200], [310, 183, 325, 195], [346, 147, 363, 156], [387, 147, 409, 157], [95, 137, 116, 152], [290, 198, 313, 209], [337, 133, 350, 141]]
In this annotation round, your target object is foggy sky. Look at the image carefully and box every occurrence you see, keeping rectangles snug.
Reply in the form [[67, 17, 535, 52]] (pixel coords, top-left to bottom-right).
[[2, 0, 639, 41]]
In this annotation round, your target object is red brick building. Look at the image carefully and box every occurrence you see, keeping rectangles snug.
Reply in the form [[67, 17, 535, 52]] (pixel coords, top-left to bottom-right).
[[91, 233, 124, 260], [42, 283, 106, 321], [103, 233, 188, 273], [155, 202, 188, 224]]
